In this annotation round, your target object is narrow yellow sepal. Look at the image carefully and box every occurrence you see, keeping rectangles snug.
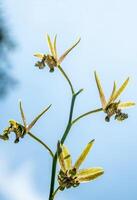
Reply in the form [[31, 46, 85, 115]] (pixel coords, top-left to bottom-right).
[[27, 104, 51, 131], [58, 38, 81, 65], [19, 100, 27, 128], [34, 53, 44, 59], [110, 77, 129, 103], [108, 81, 117, 105], [53, 35, 57, 60], [73, 140, 95, 170], [57, 142, 72, 172], [94, 71, 107, 110], [118, 101, 136, 109], [77, 167, 104, 182], [47, 34, 55, 58]]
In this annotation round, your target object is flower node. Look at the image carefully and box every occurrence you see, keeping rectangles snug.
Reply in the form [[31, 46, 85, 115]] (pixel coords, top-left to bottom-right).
[[35, 54, 57, 72], [45, 55, 57, 72], [105, 102, 128, 122], [115, 111, 128, 121], [58, 168, 80, 190]]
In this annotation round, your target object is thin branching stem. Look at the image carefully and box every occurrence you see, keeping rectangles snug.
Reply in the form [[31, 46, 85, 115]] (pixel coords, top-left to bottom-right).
[[49, 88, 85, 199], [49, 66, 101, 200], [49, 107, 103, 199], [49, 65, 77, 199], [71, 108, 103, 125], [28, 132, 54, 158], [58, 65, 75, 94], [49, 93, 76, 199], [61, 94, 76, 143]]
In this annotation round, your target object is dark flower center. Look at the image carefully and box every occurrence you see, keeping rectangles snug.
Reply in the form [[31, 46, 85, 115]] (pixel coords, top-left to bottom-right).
[[105, 103, 128, 122], [58, 168, 80, 190]]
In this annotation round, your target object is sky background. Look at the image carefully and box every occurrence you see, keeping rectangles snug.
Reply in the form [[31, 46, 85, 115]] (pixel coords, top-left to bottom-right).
[[0, 0, 137, 199]]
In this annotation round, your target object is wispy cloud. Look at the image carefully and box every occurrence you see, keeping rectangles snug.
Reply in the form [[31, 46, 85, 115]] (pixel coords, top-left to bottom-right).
[[0, 155, 68, 200], [0, 156, 45, 200]]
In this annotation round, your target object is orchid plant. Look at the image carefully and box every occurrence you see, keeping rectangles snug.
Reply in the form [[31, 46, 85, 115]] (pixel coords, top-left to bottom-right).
[[0, 34, 135, 200]]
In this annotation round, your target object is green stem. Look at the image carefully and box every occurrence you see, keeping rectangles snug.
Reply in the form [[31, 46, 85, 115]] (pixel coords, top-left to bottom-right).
[[51, 186, 61, 200], [27, 132, 54, 158], [48, 93, 77, 200], [71, 108, 103, 125], [61, 94, 76, 143], [49, 65, 77, 200], [58, 65, 75, 94], [48, 65, 101, 199], [48, 93, 102, 199]]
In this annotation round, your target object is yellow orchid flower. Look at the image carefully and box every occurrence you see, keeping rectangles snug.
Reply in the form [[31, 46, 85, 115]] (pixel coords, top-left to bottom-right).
[[94, 71, 135, 122], [57, 140, 104, 191], [34, 34, 80, 72], [0, 101, 51, 143]]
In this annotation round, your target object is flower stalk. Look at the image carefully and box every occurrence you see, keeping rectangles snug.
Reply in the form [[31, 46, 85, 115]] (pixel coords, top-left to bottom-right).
[[71, 108, 103, 125], [28, 132, 54, 158], [58, 65, 75, 94], [48, 68, 102, 199], [49, 91, 78, 199], [0, 34, 135, 200]]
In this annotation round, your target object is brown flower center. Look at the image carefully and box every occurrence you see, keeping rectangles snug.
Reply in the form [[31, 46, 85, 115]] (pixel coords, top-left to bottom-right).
[[58, 168, 80, 190], [105, 103, 128, 122]]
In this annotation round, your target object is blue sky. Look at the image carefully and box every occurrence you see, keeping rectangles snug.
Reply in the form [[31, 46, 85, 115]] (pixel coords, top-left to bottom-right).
[[0, 0, 137, 199]]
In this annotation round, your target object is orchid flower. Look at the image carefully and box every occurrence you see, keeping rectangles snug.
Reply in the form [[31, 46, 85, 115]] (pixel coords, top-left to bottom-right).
[[94, 71, 135, 122], [34, 34, 80, 72], [57, 140, 104, 190], [0, 101, 51, 143]]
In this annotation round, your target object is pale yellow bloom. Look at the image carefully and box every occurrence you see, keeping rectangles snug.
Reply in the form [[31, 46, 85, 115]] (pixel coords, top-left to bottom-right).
[[34, 34, 80, 72], [0, 101, 51, 143], [94, 71, 135, 122], [57, 140, 104, 190]]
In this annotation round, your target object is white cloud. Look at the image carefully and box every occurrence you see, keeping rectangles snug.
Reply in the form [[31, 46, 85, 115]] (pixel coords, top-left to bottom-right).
[[0, 155, 68, 200], [0, 156, 45, 200]]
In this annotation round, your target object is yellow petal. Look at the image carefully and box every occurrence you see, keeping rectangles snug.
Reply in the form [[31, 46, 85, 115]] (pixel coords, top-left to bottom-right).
[[53, 35, 58, 60], [74, 140, 94, 170], [9, 120, 18, 128], [94, 71, 107, 110], [19, 100, 27, 128], [107, 81, 117, 105], [77, 167, 104, 183], [58, 38, 81, 65], [118, 101, 136, 109], [47, 34, 55, 58], [34, 53, 44, 59], [57, 142, 72, 172], [110, 77, 129, 102], [27, 104, 51, 131]]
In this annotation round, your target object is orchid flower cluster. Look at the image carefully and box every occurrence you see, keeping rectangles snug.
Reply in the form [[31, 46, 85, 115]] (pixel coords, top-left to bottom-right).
[[0, 34, 135, 200]]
